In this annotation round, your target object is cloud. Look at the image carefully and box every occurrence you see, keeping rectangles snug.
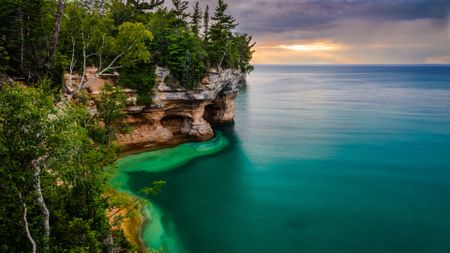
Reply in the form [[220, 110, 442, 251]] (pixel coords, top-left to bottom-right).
[[217, 0, 450, 35], [252, 18, 450, 64], [169, 0, 450, 64]]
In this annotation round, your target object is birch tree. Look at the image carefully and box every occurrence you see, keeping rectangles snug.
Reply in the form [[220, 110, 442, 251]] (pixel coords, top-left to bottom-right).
[[0, 82, 56, 251]]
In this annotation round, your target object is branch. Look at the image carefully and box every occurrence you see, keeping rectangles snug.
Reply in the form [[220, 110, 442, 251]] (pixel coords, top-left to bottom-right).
[[19, 192, 36, 253], [82, 45, 133, 88], [97, 45, 132, 76], [108, 198, 140, 219]]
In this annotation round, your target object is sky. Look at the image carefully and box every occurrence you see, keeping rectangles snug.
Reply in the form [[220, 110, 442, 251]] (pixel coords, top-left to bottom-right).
[[189, 0, 450, 64]]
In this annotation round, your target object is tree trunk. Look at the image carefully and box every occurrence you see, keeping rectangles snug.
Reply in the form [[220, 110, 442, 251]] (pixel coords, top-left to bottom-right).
[[67, 37, 76, 92], [48, 0, 65, 67], [218, 52, 226, 71], [81, 46, 130, 89], [79, 29, 87, 89], [19, 193, 36, 253], [32, 159, 50, 249], [104, 232, 114, 253], [18, 8, 24, 70]]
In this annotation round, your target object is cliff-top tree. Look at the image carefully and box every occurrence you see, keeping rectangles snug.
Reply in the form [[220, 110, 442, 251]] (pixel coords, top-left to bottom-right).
[[203, 5, 210, 40], [171, 0, 189, 26], [208, 0, 238, 70], [129, 0, 164, 13], [191, 2, 202, 37]]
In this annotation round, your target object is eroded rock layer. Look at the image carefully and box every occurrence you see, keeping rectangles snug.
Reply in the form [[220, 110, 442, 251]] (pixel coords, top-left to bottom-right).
[[66, 67, 246, 151], [70, 67, 245, 151]]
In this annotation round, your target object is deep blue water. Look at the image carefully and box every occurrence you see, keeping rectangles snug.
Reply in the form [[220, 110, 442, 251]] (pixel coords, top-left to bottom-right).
[[126, 65, 450, 253]]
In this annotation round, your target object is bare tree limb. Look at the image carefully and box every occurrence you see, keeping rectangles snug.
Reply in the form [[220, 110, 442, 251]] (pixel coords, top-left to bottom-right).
[[79, 29, 87, 88], [81, 45, 133, 88], [19, 192, 36, 253], [68, 37, 76, 90]]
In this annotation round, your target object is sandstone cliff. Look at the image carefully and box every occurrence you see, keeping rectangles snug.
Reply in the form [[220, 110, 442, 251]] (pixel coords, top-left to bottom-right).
[[66, 67, 246, 151]]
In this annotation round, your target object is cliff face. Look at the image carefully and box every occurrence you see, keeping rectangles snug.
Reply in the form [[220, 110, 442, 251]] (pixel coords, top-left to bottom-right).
[[116, 67, 246, 151]]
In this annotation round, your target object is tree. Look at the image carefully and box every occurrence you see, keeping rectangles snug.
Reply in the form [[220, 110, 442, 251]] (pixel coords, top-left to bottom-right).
[[97, 84, 127, 145], [129, 0, 164, 13], [190, 2, 202, 37], [0, 35, 9, 73], [0, 81, 134, 252], [203, 5, 210, 40], [119, 62, 155, 105], [147, 8, 178, 66], [47, 0, 65, 68], [208, 0, 238, 69], [0, 81, 57, 251], [167, 31, 207, 89], [171, 0, 189, 25], [0, 0, 55, 82], [233, 33, 255, 72]]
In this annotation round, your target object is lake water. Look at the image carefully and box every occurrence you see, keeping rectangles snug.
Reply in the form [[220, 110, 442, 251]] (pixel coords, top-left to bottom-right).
[[115, 65, 450, 253]]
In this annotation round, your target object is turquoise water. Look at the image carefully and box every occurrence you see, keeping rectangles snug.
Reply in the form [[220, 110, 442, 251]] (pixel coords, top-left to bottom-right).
[[118, 65, 450, 253]]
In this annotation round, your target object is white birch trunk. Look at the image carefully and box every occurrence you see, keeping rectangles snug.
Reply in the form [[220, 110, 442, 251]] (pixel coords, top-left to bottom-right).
[[19, 193, 36, 253], [32, 159, 50, 244]]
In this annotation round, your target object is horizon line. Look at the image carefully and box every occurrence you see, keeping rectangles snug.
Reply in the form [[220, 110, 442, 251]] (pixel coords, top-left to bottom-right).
[[252, 63, 450, 66]]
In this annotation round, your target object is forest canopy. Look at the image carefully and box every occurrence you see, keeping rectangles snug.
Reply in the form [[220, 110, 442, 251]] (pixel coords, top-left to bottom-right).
[[0, 0, 255, 92]]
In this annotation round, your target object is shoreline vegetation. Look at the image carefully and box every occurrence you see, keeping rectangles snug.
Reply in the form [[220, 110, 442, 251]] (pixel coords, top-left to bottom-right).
[[106, 190, 147, 252], [0, 0, 253, 252]]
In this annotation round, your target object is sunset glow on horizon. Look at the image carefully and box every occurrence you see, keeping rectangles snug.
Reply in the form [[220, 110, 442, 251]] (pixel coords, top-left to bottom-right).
[[190, 0, 450, 64], [273, 42, 342, 52]]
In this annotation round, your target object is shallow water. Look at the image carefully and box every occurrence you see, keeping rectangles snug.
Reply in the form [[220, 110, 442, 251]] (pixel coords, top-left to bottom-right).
[[116, 65, 450, 253]]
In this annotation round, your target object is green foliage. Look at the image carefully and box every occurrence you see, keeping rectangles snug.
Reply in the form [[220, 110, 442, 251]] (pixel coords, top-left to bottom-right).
[[203, 5, 210, 41], [147, 9, 179, 67], [167, 31, 207, 89], [115, 22, 153, 66], [147, 7, 207, 89], [109, 0, 164, 25], [208, 0, 237, 69], [141, 180, 167, 196], [0, 35, 10, 73], [119, 62, 155, 105], [97, 83, 127, 145], [171, 0, 189, 24], [191, 2, 202, 36], [0, 0, 55, 81], [0, 82, 133, 252], [0, 0, 254, 91]]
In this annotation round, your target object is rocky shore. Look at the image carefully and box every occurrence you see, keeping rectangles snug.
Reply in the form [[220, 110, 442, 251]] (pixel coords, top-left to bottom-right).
[[117, 67, 246, 151], [66, 66, 246, 152]]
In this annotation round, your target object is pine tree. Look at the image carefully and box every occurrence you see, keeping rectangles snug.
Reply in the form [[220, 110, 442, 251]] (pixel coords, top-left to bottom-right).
[[211, 0, 237, 32], [191, 2, 202, 37], [128, 0, 164, 13], [203, 5, 209, 41], [208, 0, 238, 69], [171, 0, 189, 22]]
